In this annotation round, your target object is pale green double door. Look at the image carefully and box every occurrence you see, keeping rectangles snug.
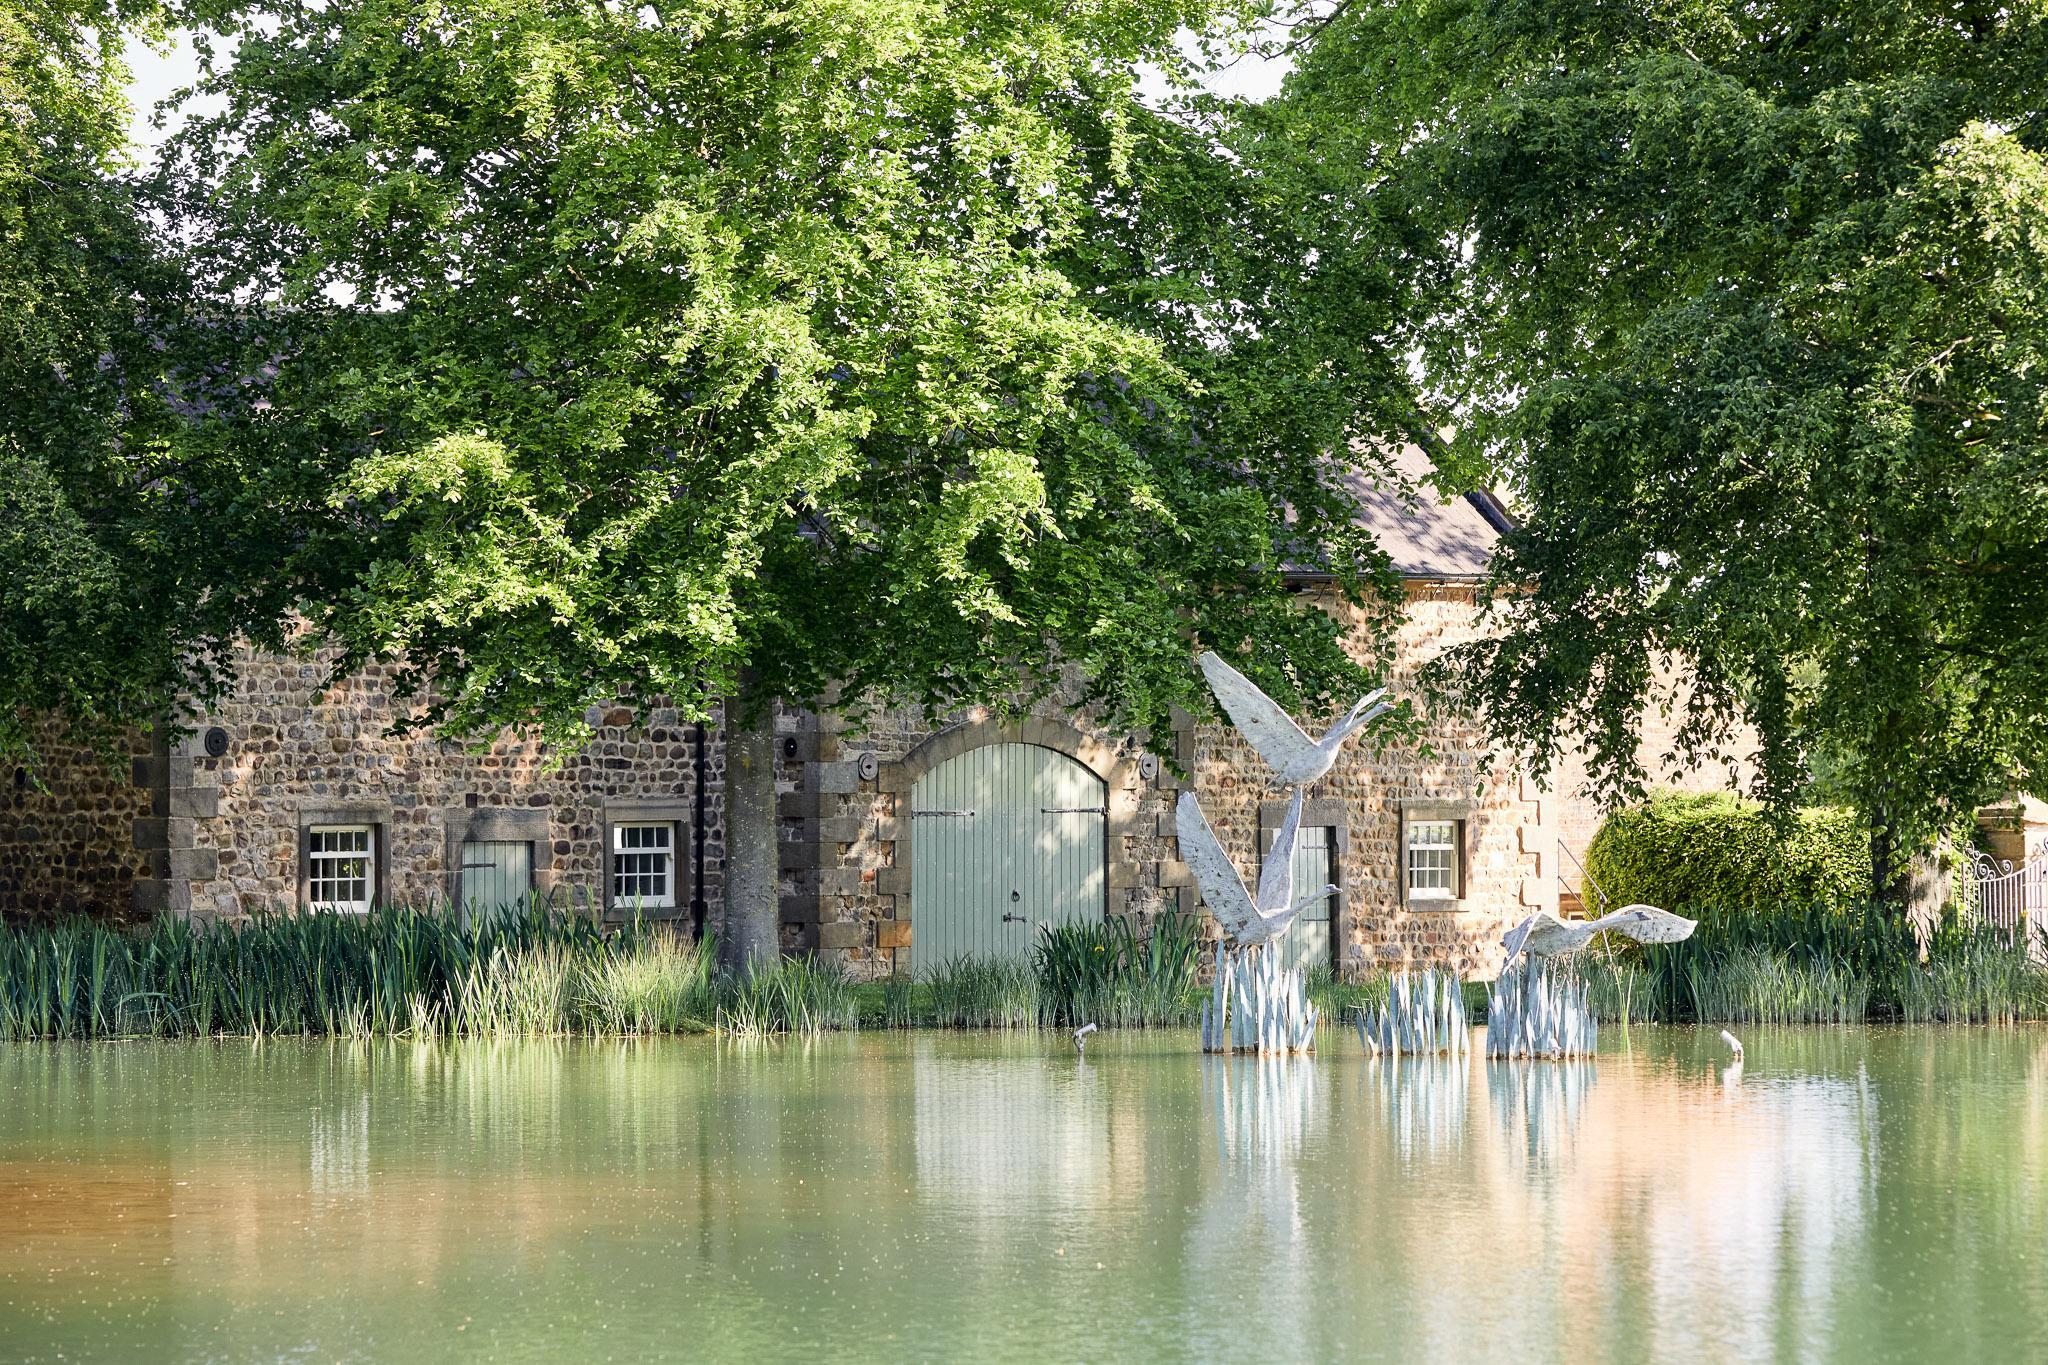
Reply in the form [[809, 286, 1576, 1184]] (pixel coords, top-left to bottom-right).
[[909, 743, 1107, 973]]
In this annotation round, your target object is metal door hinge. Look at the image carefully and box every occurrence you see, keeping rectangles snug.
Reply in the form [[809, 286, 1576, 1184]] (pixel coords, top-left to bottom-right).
[[912, 809, 975, 818], [1041, 806, 1106, 815]]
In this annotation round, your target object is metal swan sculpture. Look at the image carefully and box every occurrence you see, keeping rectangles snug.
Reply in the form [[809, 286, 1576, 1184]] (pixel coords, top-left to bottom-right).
[[1175, 786, 1337, 947], [1196, 651, 1392, 787], [1500, 904, 1698, 963]]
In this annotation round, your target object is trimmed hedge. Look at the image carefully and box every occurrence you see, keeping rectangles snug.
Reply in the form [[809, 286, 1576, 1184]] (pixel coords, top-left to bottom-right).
[[1584, 790, 1868, 917]]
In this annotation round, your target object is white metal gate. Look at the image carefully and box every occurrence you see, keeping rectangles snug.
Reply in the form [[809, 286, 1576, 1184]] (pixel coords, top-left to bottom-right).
[[1279, 823, 1335, 976], [1964, 845, 2048, 960], [909, 744, 1107, 972], [458, 840, 533, 926]]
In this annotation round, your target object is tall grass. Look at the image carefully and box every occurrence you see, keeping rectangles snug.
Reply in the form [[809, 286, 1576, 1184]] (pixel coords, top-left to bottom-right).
[[1622, 902, 2048, 1025], [1034, 913, 1201, 1028], [924, 954, 1040, 1028], [0, 908, 848, 1040], [715, 957, 856, 1036]]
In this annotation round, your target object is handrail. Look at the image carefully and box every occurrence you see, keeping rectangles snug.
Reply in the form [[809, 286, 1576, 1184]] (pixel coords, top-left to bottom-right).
[[1557, 839, 1610, 918]]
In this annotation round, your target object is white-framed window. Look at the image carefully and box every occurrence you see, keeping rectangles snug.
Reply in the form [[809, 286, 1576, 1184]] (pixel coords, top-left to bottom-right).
[[611, 822, 676, 909], [1406, 819, 1460, 901], [308, 825, 376, 912]]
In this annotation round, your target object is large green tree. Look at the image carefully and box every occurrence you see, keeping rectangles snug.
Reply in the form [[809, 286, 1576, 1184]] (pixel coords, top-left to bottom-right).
[[161, 0, 1415, 960], [0, 2, 226, 758], [1283, 0, 2048, 908]]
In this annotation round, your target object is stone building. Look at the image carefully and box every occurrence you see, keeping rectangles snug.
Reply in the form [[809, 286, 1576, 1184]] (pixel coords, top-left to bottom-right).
[[1, 449, 1741, 978]]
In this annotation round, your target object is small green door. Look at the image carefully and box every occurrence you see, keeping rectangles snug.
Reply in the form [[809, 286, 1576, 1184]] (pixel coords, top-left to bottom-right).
[[909, 744, 1106, 972], [458, 840, 533, 926], [1279, 823, 1335, 976]]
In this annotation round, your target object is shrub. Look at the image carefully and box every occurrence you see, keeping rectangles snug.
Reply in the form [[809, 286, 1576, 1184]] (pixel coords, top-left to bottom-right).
[[1584, 790, 1868, 917]]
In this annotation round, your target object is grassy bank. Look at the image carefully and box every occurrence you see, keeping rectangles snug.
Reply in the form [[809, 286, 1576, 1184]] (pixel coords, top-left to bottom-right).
[[6, 902, 2041, 1041], [0, 906, 856, 1041], [0, 907, 1210, 1040], [1576, 904, 2048, 1026]]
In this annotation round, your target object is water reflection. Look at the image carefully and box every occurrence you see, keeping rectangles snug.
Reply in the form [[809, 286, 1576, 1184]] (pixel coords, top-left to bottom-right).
[[0, 1030, 2045, 1361], [1486, 1057, 1597, 1173], [1362, 1053, 1467, 1165]]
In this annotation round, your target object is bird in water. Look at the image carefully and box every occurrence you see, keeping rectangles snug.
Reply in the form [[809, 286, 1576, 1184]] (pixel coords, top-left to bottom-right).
[[1072, 1023, 1097, 1053], [1195, 651, 1392, 787], [1720, 1029, 1743, 1059]]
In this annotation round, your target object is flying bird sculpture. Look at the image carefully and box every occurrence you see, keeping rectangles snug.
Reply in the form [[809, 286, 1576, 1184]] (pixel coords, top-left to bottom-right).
[[1500, 904, 1698, 964], [1196, 651, 1392, 787], [1176, 786, 1337, 947]]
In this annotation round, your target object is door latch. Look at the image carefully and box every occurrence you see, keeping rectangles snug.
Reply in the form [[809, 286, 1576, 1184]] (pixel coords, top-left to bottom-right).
[[1002, 913, 1028, 924]]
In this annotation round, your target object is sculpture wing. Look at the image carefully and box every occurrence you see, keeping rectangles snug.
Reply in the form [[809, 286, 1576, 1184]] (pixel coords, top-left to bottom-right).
[[1175, 791, 1258, 941], [1253, 786, 1303, 919], [1197, 652, 1315, 778], [1588, 903, 1697, 947], [1317, 688, 1392, 751], [1504, 911, 1587, 959]]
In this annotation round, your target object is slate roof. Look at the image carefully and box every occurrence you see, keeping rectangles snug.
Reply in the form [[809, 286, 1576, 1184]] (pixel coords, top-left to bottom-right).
[[1341, 443, 1510, 580]]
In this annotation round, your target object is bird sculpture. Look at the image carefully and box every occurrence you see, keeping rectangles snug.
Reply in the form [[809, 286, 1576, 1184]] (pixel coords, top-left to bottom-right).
[[1196, 651, 1393, 787], [1500, 903, 1698, 964], [1175, 786, 1337, 947]]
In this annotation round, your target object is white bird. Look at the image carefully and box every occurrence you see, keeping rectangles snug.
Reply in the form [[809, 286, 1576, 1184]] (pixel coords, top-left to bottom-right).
[[1175, 786, 1337, 947], [1720, 1029, 1743, 1059], [1500, 903, 1699, 963], [1196, 651, 1393, 787], [1073, 1023, 1098, 1053]]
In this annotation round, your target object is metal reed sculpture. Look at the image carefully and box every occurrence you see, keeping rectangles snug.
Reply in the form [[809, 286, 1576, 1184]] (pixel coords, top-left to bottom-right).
[[1181, 652, 1387, 1055], [1484, 903, 1697, 1059], [1355, 968, 1469, 1058]]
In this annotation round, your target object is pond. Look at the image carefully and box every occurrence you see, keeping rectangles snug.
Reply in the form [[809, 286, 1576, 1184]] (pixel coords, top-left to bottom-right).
[[1, 1028, 2044, 1362]]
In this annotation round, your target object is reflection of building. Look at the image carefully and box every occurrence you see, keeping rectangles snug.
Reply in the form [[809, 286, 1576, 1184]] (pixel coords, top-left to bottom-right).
[[10, 449, 1743, 978], [911, 1041, 1108, 1214]]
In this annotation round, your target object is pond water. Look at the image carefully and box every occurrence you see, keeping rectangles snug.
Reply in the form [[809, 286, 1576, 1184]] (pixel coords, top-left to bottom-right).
[[1, 1027, 2044, 1362]]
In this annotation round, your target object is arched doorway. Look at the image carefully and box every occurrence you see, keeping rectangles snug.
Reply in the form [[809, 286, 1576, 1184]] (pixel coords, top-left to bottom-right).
[[909, 743, 1107, 971]]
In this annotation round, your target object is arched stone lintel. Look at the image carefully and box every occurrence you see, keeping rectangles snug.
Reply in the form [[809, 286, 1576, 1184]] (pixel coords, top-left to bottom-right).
[[886, 713, 1135, 797]]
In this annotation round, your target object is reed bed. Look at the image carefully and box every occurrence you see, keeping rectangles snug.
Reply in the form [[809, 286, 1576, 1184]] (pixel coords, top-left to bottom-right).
[[1618, 903, 2048, 1025], [1034, 913, 1201, 1028], [0, 908, 850, 1040]]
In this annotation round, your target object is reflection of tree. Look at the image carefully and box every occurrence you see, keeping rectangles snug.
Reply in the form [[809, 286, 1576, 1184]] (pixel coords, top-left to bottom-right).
[[4, 1031, 2048, 1359]]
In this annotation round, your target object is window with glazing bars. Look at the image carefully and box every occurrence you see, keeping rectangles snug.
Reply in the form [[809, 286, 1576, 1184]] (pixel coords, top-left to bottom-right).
[[611, 822, 676, 908], [1406, 819, 1459, 900], [308, 825, 375, 912]]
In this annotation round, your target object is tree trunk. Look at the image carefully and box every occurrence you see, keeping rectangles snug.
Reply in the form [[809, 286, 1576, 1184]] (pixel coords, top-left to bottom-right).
[[721, 688, 780, 973], [1870, 810, 1910, 923]]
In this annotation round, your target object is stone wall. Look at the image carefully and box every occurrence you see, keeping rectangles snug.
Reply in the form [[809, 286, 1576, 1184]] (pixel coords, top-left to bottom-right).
[[0, 720, 157, 921], [159, 647, 725, 927], [1176, 583, 1550, 979], [776, 682, 1177, 977], [784, 582, 1569, 981]]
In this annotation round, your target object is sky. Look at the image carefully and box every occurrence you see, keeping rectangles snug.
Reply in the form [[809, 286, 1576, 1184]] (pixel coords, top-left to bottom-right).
[[123, 34, 217, 160]]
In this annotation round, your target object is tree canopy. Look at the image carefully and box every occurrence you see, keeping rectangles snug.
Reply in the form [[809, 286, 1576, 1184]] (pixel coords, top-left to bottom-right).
[[1283, 0, 2048, 896], [0, 2, 199, 756], [152, 0, 1418, 763]]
